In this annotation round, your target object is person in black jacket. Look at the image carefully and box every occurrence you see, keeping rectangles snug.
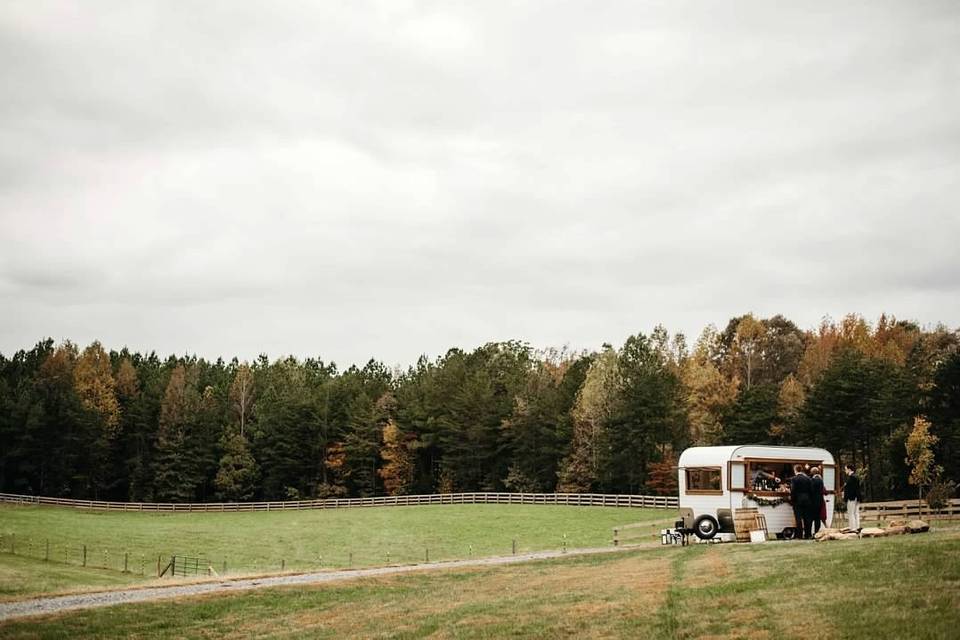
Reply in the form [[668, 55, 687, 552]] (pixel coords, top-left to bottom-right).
[[810, 467, 825, 534], [790, 464, 814, 539], [843, 464, 863, 531]]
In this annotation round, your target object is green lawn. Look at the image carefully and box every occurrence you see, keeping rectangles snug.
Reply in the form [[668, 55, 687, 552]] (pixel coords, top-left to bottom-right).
[[0, 554, 148, 602], [1, 526, 957, 639], [0, 503, 671, 597]]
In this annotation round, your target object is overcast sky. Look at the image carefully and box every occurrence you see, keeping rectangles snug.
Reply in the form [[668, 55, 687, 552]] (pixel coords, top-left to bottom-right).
[[1, 1, 958, 368]]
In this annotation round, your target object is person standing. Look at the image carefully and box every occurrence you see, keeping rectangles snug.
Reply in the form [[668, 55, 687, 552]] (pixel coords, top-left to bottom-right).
[[843, 464, 863, 531], [810, 467, 826, 535], [790, 464, 814, 539]]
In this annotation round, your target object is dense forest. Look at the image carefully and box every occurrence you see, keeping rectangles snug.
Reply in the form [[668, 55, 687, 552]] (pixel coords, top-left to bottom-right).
[[1, 313, 958, 504]]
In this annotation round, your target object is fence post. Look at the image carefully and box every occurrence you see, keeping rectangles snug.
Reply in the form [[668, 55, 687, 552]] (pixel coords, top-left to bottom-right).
[[45, 539, 49, 562], [281, 559, 285, 571], [223, 559, 227, 575], [82, 545, 87, 567], [10, 533, 14, 554], [348, 552, 352, 567], [425, 548, 429, 563], [124, 552, 129, 573], [512, 539, 516, 555], [157, 554, 161, 577]]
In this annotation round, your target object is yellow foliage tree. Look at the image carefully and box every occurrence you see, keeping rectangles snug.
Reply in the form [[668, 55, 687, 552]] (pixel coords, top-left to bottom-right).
[[905, 416, 941, 512], [378, 419, 415, 496], [115, 357, 140, 399], [682, 328, 738, 445], [73, 341, 120, 435], [733, 314, 766, 389], [229, 363, 255, 437]]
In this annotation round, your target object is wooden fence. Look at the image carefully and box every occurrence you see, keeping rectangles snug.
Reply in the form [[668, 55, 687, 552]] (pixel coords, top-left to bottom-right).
[[858, 498, 960, 522], [5, 492, 955, 520], [0, 491, 678, 513]]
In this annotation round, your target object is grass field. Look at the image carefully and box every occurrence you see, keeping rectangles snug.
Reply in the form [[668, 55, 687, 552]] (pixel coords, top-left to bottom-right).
[[0, 503, 671, 598], [1, 525, 957, 639]]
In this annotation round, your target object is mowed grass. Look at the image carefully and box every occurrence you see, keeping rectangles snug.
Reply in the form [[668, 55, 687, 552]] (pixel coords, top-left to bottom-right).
[[1, 526, 957, 639], [0, 554, 149, 602], [0, 503, 671, 598]]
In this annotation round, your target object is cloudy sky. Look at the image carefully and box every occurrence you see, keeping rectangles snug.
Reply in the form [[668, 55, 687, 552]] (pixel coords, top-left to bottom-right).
[[1, 1, 958, 367]]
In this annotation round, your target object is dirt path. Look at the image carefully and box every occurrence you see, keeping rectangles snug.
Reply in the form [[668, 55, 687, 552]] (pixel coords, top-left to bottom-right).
[[0, 544, 656, 621]]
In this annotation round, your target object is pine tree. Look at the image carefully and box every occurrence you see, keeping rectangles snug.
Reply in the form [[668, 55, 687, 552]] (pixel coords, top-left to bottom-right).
[[214, 434, 260, 501], [154, 364, 202, 502]]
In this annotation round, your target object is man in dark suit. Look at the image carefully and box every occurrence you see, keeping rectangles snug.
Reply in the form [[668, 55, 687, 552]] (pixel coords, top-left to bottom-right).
[[810, 467, 825, 535], [790, 463, 814, 539]]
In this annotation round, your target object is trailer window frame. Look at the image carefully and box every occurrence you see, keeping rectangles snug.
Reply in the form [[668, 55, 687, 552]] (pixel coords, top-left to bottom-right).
[[684, 466, 723, 495], [732, 457, 835, 496]]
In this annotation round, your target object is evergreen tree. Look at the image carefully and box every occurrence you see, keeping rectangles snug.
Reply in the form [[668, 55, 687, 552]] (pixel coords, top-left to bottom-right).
[[721, 384, 779, 445], [214, 434, 260, 501], [928, 351, 960, 488], [154, 364, 203, 502]]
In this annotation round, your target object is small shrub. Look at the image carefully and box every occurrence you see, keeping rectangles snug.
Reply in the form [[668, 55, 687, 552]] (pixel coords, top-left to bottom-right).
[[926, 479, 957, 512]]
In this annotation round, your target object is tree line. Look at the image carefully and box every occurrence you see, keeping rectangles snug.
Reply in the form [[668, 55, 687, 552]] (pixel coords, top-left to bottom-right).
[[1, 313, 957, 504]]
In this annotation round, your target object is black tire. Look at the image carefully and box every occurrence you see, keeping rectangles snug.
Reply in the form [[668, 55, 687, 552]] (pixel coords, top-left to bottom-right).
[[782, 527, 796, 540], [693, 515, 719, 540]]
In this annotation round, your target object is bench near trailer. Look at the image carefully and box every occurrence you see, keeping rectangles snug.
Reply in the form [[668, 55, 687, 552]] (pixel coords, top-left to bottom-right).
[[675, 445, 836, 540]]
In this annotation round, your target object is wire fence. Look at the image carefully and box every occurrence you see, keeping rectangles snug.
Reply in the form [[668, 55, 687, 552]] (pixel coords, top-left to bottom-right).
[[0, 492, 679, 580], [0, 532, 151, 576], [0, 530, 606, 579]]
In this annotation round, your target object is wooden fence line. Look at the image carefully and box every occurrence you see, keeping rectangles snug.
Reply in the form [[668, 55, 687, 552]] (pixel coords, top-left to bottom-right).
[[4, 492, 956, 520], [858, 498, 960, 522], [0, 492, 679, 513]]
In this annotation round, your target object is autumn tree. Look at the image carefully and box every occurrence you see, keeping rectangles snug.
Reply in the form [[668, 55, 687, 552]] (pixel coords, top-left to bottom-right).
[[729, 314, 766, 389], [229, 363, 255, 437], [646, 449, 679, 496], [378, 419, 415, 495], [905, 416, 941, 511], [154, 364, 203, 502], [73, 341, 120, 435], [682, 326, 737, 445], [770, 374, 805, 443], [558, 348, 618, 491]]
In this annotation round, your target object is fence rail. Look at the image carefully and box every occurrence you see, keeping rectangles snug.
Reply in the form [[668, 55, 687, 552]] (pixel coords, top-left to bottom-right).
[[859, 498, 960, 522], [0, 491, 679, 513]]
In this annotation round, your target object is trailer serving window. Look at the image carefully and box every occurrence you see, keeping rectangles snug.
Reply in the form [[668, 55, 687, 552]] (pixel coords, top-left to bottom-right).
[[728, 458, 835, 495], [685, 467, 722, 495]]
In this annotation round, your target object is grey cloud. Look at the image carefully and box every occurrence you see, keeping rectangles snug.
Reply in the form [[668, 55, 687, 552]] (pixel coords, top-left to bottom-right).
[[1, 1, 958, 365]]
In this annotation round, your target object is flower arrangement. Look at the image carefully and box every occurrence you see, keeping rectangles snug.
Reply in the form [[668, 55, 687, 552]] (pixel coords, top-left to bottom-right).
[[745, 492, 790, 507]]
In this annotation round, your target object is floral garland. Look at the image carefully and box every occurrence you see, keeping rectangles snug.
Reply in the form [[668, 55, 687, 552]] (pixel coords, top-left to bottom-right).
[[745, 492, 790, 508]]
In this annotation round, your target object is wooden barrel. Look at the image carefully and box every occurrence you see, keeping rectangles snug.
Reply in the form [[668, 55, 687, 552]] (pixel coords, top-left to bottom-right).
[[734, 507, 759, 543]]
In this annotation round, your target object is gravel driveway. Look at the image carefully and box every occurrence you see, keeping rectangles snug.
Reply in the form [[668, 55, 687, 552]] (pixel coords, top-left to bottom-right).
[[0, 544, 650, 621]]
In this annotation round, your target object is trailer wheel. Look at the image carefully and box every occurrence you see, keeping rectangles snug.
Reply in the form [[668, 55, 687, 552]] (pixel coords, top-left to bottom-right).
[[782, 527, 796, 540], [693, 515, 719, 540]]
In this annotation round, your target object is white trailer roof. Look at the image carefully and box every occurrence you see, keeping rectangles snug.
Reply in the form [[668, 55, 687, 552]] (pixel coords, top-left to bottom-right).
[[678, 445, 834, 467], [678, 446, 739, 467]]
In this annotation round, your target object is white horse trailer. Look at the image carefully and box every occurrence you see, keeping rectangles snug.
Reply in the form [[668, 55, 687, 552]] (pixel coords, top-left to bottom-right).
[[676, 445, 836, 540]]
